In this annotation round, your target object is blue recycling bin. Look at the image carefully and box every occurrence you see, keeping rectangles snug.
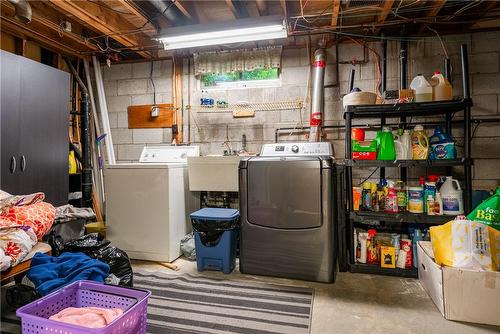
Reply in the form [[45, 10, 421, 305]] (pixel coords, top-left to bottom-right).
[[190, 208, 239, 274]]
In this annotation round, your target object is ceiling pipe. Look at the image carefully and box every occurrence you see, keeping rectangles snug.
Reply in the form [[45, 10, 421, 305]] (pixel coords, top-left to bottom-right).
[[7, 0, 32, 24], [147, 0, 192, 26]]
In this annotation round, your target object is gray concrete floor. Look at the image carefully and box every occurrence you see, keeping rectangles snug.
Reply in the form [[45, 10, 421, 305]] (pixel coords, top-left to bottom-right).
[[133, 258, 499, 334]]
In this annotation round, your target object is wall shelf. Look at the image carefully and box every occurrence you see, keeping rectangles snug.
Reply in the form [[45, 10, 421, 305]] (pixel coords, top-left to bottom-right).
[[188, 100, 303, 113], [343, 158, 472, 168], [342, 44, 473, 279], [349, 263, 418, 278], [349, 211, 454, 225]]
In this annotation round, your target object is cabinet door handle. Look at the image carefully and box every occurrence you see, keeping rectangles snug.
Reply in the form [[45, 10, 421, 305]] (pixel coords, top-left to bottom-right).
[[9, 156, 16, 174], [20, 155, 26, 172]]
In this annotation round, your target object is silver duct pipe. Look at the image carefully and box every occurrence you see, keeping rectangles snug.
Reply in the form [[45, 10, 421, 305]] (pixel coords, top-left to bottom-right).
[[308, 48, 326, 142], [7, 0, 32, 24]]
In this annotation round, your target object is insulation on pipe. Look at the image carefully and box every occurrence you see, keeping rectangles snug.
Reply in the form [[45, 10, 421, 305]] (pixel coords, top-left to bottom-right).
[[308, 48, 326, 142]]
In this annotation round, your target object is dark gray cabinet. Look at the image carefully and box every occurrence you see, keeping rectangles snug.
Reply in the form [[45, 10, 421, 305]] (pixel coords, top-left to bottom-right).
[[1, 50, 70, 206]]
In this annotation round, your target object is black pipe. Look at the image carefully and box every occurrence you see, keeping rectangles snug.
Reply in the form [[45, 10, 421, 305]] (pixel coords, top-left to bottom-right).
[[461, 44, 472, 212], [381, 36, 387, 96], [348, 69, 355, 93], [399, 37, 408, 89], [444, 58, 452, 84], [65, 58, 92, 208]]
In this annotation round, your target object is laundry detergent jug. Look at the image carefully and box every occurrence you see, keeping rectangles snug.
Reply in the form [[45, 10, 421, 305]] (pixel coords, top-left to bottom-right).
[[410, 74, 433, 102], [394, 129, 412, 160], [411, 125, 429, 160], [440, 176, 464, 215], [430, 71, 452, 101], [377, 126, 396, 160], [429, 126, 456, 160]]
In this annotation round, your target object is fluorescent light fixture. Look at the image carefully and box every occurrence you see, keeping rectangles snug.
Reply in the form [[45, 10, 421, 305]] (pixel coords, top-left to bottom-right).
[[156, 16, 287, 50]]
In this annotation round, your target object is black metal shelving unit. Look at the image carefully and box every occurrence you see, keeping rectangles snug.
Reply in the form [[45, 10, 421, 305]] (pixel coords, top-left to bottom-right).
[[343, 44, 473, 278]]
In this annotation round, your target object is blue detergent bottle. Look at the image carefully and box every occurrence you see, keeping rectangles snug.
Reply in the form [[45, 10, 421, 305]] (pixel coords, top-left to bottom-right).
[[429, 126, 456, 160]]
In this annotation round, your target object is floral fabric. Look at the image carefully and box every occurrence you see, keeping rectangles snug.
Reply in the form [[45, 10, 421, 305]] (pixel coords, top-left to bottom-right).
[[0, 192, 55, 270]]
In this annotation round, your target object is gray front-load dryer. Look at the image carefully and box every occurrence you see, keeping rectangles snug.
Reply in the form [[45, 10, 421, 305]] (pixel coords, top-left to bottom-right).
[[239, 142, 336, 283]]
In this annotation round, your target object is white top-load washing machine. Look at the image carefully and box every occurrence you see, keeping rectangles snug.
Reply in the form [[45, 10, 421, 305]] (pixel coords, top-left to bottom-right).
[[104, 145, 199, 262]]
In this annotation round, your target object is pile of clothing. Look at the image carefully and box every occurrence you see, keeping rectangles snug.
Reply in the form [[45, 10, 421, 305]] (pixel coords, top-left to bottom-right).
[[0, 191, 55, 270]]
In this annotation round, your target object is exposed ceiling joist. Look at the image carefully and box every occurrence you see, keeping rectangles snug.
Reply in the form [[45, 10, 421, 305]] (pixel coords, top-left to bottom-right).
[[113, 0, 156, 32], [225, 0, 250, 19], [378, 0, 394, 23], [255, 0, 269, 16], [1, 2, 97, 57], [427, 0, 447, 18], [47, 0, 152, 58], [331, 0, 341, 28], [174, 0, 199, 23]]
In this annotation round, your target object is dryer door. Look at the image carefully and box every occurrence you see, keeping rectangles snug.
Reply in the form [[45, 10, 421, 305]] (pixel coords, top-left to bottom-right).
[[246, 157, 325, 229]]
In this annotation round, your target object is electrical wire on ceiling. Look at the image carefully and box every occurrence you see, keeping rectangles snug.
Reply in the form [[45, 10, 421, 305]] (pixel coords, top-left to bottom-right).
[[150, 60, 157, 105], [426, 26, 449, 58]]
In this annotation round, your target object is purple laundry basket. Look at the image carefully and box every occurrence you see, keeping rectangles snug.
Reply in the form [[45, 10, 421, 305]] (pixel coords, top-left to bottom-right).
[[16, 280, 150, 334]]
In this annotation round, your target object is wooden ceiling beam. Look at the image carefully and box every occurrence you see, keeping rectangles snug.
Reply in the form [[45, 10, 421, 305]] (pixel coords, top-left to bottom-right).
[[255, 0, 269, 16], [113, 0, 156, 33], [1, 2, 97, 56], [47, 0, 153, 58], [331, 0, 341, 28], [427, 0, 447, 18], [174, 0, 199, 23], [378, 0, 394, 23]]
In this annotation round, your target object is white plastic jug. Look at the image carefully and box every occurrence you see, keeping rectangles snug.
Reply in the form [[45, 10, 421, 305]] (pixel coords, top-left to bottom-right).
[[410, 74, 433, 102], [430, 71, 453, 101], [394, 130, 412, 160], [440, 176, 464, 215]]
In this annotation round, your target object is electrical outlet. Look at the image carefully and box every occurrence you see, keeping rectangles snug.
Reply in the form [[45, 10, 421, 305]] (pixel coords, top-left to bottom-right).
[[151, 105, 160, 117]]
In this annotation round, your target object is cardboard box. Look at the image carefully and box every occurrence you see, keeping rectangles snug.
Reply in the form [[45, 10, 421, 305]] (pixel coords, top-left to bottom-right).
[[417, 241, 500, 326]]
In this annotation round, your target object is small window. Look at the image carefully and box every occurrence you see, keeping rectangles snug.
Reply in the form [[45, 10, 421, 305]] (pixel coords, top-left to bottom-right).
[[200, 68, 280, 89]]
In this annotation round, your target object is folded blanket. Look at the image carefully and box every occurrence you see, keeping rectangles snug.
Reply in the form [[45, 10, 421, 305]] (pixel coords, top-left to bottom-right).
[[0, 192, 55, 240], [0, 226, 37, 271], [27, 252, 110, 296], [49, 307, 123, 328]]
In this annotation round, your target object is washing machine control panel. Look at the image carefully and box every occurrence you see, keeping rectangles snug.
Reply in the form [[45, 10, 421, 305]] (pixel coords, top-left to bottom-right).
[[139, 145, 200, 163], [260, 142, 333, 156]]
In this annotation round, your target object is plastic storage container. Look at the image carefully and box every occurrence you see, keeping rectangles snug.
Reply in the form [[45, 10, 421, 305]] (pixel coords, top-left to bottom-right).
[[430, 71, 453, 101], [16, 280, 150, 334], [190, 208, 240, 274], [410, 74, 433, 102]]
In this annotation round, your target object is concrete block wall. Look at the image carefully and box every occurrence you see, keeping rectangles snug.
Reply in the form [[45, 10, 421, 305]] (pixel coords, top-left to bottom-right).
[[101, 31, 500, 189], [101, 60, 173, 162]]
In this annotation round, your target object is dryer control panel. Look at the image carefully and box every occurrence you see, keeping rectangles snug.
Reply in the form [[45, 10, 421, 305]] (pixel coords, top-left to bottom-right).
[[260, 142, 333, 157]]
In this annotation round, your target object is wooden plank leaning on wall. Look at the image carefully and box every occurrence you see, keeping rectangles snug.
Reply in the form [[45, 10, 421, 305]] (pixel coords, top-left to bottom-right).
[[173, 55, 184, 144]]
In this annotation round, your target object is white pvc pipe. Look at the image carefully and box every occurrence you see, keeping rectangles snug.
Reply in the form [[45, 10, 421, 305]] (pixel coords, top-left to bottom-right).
[[84, 59, 106, 204], [92, 56, 116, 164]]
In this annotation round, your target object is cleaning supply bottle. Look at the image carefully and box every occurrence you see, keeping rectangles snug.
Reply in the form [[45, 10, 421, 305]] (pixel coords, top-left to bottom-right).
[[410, 74, 433, 102], [440, 176, 464, 215], [411, 125, 429, 160], [394, 129, 412, 160], [434, 192, 443, 215], [377, 126, 396, 160], [371, 182, 379, 212], [429, 126, 456, 160], [385, 181, 398, 213], [430, 71, 453, 101], [362, 182, 372, 211], [396, 180, 407, 212], [424, 175, 439, 213]]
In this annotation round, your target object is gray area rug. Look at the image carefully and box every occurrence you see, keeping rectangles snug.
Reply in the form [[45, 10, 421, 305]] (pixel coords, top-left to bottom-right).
[[134, 271, 314, 334]]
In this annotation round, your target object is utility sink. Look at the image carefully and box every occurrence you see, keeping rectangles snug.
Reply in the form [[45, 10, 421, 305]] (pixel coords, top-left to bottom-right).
[[187, 156, 241, 192]]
